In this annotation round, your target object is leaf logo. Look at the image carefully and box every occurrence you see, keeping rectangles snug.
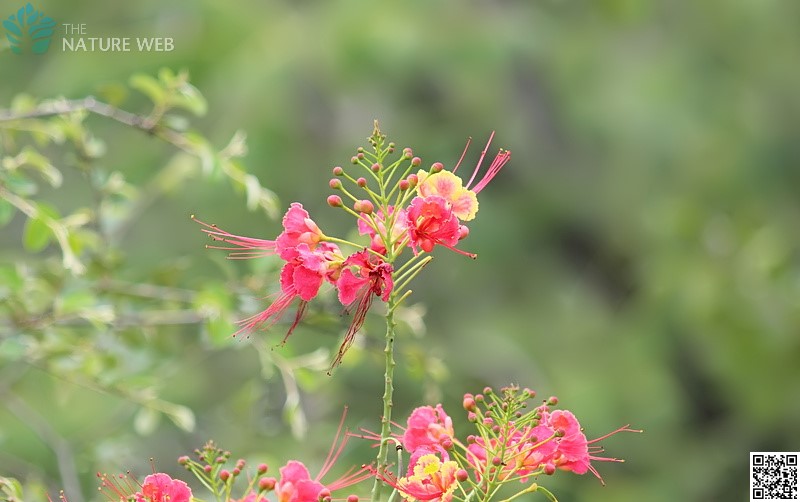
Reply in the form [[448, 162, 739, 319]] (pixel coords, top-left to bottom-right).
[[3, 3, 56, 55]]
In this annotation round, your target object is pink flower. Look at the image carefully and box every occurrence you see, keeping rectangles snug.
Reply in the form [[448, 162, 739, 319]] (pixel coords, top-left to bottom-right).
[[403, 405, 455, 456], [406, 196, 474, 258], [541, 410, 640, 484], [237, 242, 343, 340], [276, 461, 326, 502], [135, 473, 192, 502], [276, 202, 325, 255], [357, 206, 409, 254], [277, 409, 372, 501], [332, 250, 393, 368], [395, 454, 459, 502]]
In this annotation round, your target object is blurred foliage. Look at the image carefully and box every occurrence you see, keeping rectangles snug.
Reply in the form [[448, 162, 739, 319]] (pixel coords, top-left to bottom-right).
[[1, 1, 800, 501]]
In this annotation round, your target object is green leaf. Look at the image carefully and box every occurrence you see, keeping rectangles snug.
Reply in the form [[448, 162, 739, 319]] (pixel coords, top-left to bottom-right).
[[0, 199, 14, 227], [23, 215, 51, 251], [130, 73, 166, 107], [22, 202, 60, 252], [55, 290, 96, 316]]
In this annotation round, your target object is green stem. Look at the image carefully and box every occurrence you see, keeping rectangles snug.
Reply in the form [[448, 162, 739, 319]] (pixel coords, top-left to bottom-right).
[[370, 294, 398, 502]]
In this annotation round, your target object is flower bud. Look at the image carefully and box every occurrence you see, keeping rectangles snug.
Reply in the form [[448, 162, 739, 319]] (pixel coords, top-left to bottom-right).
[[463, 396, 476, 411], [467, 412, 478, 423], [203, 465, 212, 474], [332, 166, 344, 176], [215, 456, 226, 464], [329, 178, 342, 189], [357, 177, 367, 187], [318, 488, 331, 502], [458, 225, 470, 240], [407, 174, 418, 187], [259, 477, 276, 491], [466, 434, 477, 444], [483, 417, 493, 426], [177, 456, 190, 466], [351, 156, 359, 164], [354, 200, 374, 215], [403, 147, 413, 159], [547, 396, 559, 406], [398, 179, 410, 191], [220, 469, 231, 481], [357, 152, 365, 160], [347, 495, 359, 502], [456, 469, 469, 482], [431, 162, 444, 173], [257, 463, 268, 474], [232, 468, 241, 476], [492, 425, 501, 434], [544, 463, 556, 475], [491, 456, 502, 466], [411, 156, 422, 167], [441, 438, 454, 450], [483, 386, 493, 395], [371, 163, 380, 172], [357, 147, 365, 153], [327, 195, 343, 208], [475, 394, 484, 403]]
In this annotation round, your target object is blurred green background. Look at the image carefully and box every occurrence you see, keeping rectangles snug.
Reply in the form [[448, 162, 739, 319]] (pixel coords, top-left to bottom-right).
[[2, 0, 800, 501]]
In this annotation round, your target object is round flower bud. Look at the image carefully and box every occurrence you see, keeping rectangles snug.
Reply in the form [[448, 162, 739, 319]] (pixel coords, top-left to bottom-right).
[[483, 386, 493, 395], [257, 463, 268, 474], [491, 456, 502, 467], [203, 465, 212, 474], [259, 477, 276, 492], [456, 469, 469, 482], [351, 156, 359, 164], [466, 434, 477, 444], [332, 166, 344, 176], [547, 396, 559, 406], [318, 488, 331, 502], [398, 179, 410, 191], [215, 456, 226, 464], [431, 162, 444, 173], [458, 225, 470, 240], [475, 394, 484, 403], [219, 470, 230, 481], [232, 468, 241, 476], [441, 438, 454, 450], [407, 174, 418, 187], [357, 147, 365, 153], [544, 463, 556, 475], [177, 456, 190, 466], [483, 417, 493, 426], [354, 200, 374, 215], [371, 163, 380, 172], [347, 495, 359, 502], [357, 152, 365, 160], [327, 195, 343, 208], [329, 178, 342, 189], [467, 412, 477, 423], [463, 396, 476, 411], [411, 156, 422, 167], [357, 177, 367, 187], [403, 147, 413, 159]]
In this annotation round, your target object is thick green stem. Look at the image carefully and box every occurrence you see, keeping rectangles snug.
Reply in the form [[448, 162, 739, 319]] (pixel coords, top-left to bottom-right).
[[370, 295, 398, 502]]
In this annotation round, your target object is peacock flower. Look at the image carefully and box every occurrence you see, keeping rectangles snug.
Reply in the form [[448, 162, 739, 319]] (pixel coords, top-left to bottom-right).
[[396, 454, 460, 502]]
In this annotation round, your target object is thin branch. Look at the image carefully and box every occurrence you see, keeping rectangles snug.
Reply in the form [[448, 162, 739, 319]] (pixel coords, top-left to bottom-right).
[[4, 392, 84, 502]]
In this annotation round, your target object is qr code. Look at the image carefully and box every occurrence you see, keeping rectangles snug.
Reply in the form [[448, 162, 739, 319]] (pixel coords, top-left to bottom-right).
[[751, 452, 799, 501]]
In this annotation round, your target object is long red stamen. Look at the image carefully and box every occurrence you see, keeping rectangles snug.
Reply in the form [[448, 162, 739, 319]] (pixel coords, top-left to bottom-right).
[[192, 215, 276, 259], [234, 291, 298, 337], [452, 136, 473, 174], [465, 131, 495, 189]]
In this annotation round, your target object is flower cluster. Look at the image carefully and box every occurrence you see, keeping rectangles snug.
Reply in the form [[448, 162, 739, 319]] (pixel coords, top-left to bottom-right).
[[194, 123, 510, 370], [370, 385, 641, 501]]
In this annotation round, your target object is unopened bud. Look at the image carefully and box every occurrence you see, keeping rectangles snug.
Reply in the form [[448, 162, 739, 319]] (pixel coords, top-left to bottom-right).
[[441, 438, 454, 450], [411, 156, 421, 167], [544, 463, 556, 475], [354, 200, 374, 215], [398, 179, 410, 191], [177, 456, 189, 466], [259, 477, 276, 491], [203, 465, 212, 474], [329, 178, 342, 189], [219, 470, 230, 481], [456, 469, 469, 482], [347, 495, 359, 502], [407, 174, 418, 187], [459, 225, 470, 240], [327, 195, 343, 208], [371, 163, 380, 172], [257, 463, 268, 474], [403, 147, 413, 159], [215, 456, 226, 464], [232, 468, 241, 476], [431, 162, 444, 173], [332, 166, 344, 176], [547, 396, 559, 406], [467, 412, 478, 423], [463, 396, 476, 411], [357, 152, 365, 160], [351, 156, 359, 164], [491, 456, 502, 466], [357, 177, 367, 187]]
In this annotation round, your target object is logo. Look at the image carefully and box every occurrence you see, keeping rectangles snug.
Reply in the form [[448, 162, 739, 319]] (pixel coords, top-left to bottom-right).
[[3, 3, 55, 55]]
